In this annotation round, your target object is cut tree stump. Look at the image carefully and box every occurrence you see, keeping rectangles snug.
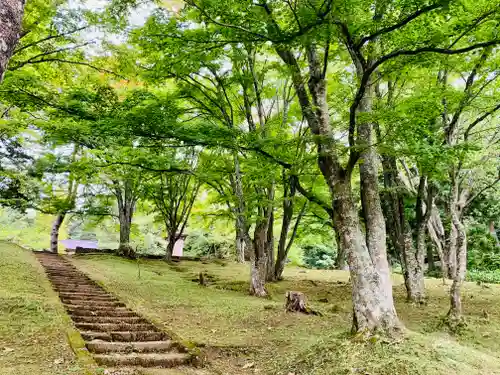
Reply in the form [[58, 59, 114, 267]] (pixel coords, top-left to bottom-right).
[[285, 291, 322, 316], [199, 272, 207, 286]]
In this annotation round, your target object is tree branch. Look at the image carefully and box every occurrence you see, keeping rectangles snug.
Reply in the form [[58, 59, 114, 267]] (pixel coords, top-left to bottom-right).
[[8, 58, 126, 79], [13, 26, 88, 55], [356, 3, 444, 49], [291, 175, 333, 218], [465, 177, 500, 208], [464, 103, 500, 141]]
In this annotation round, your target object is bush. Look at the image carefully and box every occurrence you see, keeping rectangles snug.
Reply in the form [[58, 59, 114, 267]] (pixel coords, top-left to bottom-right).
[[184, 231, 234, 259], [302, 244, 336, 269], [466, 270, 500, 284], [467, 227, 499, 271]]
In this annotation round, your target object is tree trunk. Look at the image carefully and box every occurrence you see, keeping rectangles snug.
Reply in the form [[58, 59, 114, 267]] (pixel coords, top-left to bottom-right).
[[0, 0, 25, 82], [357, 80, 398, 314], [448, 211, 467, 324], [427, 243, 436, 272], [334, 179, 401, 334], [165, 232, 176, 262], [250, 219, 268, 297], [265, 209, 275, 281], [235, 224, 246, 263], [275, 193, 293, 279], [445, 210, 458, 279], [117, 204, 134, 257], [232, 153, 252, 262], [274, 213, 293, 280], [50, 212, 66, 253]]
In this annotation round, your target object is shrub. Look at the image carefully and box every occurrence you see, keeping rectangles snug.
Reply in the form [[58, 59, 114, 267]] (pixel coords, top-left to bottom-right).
[[184, 231, 234, 259], [466, 270, 500, 284], [302, 244, 336, 270], [467, 227, 499, 271]]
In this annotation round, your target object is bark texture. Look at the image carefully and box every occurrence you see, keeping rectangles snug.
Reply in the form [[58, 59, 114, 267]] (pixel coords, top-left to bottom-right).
[[0, 0, 25, 82], [50, 213, 66, 253]]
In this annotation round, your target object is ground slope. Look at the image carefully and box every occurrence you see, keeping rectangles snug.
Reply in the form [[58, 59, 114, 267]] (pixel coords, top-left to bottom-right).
[[73, 255, 500, 375], [0, 242, 87, 375]]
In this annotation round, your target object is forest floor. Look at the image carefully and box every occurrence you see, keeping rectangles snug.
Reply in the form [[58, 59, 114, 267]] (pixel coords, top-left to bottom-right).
[[3, 244, 500, 375], [71, 254, 500, 375]]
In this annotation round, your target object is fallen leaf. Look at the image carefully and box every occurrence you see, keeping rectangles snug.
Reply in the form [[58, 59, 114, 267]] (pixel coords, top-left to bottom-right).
[[3, 348, 14, 353], [242, 362, 255, 369], [54, 358, 64, 365]]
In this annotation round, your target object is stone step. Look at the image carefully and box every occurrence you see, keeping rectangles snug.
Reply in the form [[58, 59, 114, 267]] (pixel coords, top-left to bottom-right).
[[67, 308, 136, 317], [93, 353, 191, 367], [60, 295, 117, 303], [58, 291, 111, 297], [64, 301, 126, 309], [73, 316, 145, 324], [80, 331, 169, 342], [86, 340, 179, 354], [51, 284, 99, 290], [75, 322, 155, 332]]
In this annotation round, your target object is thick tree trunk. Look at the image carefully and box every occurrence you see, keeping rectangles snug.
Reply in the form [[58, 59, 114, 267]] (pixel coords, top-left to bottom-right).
[[0, 0, 25, 82], [334, 179, 401, 333], [357, 81, 398, 314], [114, 180, 137, 258], [50, 213, 66, 253], [250, 219, 268, 297], [402, 224, 427, 304], [117, 205, 134, 257], [165, 232, 176, 262]]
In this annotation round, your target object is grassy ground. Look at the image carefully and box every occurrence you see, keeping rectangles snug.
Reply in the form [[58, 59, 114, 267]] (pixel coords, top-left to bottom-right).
[[0, 242, 89, 375], [71, 255, 500, 375]]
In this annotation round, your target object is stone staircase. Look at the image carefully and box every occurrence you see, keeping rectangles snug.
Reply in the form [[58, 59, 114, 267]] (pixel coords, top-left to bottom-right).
[[36, 253, 193, 369]]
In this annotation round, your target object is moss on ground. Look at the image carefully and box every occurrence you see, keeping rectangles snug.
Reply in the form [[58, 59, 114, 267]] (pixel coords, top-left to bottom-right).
[[71, 254, 500, 375]]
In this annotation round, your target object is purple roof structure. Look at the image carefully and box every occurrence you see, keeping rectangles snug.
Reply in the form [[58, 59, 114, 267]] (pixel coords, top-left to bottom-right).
[[59, 239, 98, 250]]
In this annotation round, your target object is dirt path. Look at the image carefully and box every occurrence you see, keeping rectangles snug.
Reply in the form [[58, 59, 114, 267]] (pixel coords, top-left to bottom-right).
[[35, 253, 193, 370]]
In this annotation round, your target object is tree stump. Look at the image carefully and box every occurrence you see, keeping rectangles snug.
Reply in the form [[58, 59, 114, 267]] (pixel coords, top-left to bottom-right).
[[285, 291, 322, 316], [285, 291, 308, 313], [199, 272, 207, 286]]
